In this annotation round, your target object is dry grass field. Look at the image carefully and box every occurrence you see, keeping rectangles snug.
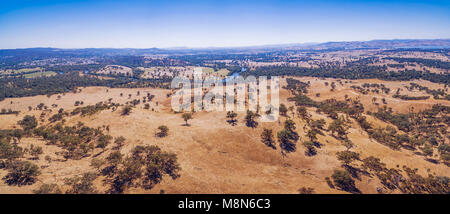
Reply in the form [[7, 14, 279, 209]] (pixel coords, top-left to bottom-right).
[[1, 77, 448, 194]]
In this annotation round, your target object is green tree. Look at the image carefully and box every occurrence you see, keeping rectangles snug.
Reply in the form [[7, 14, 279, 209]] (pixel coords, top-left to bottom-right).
[[283, 119, 299, 141], [33, 183, 62, 194], [328, 117, 349, 140], [278, 130, 296, 155], [90, 158, 106, 173], [64, 172, 98, 194], [342, 139, 354, 151], [107, 151, 123, 166], [288, 106, 295, 117], [279, 104, 288, 116], [114, 136, 126, 149], [303, 141, 317, 156], [3, 161, 41, 186], [298, 187, 315, 194], [331, 169, 359, 193], [29, 144, 43, 160], [311, 119, 326, 130], [306, 129, 318, 142], [277, 119, 299, 155], [226, 111, 238, 126], [261, 128, 276, 149], [361, 156, 386, 173], [336, 151, 360, 167], [156, 125, 169, 138], [12, 129, 24, 144], [182, 112, 193, 126], [245, 110, 258, 128], [107, 145, 181, 194], [121, 105, 133, 116], [0, 140, 24, 160], [421, 144, 434, 157], [296, 106, 310, 120], [18, 115, 38, 131], [97, 135, 113, 151]]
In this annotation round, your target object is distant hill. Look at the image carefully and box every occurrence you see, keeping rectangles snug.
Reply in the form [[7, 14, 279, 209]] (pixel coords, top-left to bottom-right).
[[1, 39, 449, 56], [308, 39, 450, 50]]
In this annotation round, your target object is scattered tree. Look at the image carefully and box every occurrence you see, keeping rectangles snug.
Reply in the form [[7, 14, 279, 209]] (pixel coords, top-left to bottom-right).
[[336, 151, 360, 167], [182, 113, 193, 126], [245, 110, 259, 128], [114, 136, 126, 149], [121, 106, 133, 116], [226, 111, 238, 126], [29, 145, 43, 160], [64, 172, 98, 194], [303, 141, 317, 156], [298, 187, 315, 194], [279, 104, 288, 116], [261, 128, 276, 149], [156, 125, 169, 138], [331, 169, 359, 193], [3, 161, 40, 186], [33, 183, 62, 194], [18, 115, 38, 131]]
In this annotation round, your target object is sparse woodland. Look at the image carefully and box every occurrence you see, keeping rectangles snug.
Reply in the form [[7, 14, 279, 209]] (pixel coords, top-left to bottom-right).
[[0, 47, 449, 194]]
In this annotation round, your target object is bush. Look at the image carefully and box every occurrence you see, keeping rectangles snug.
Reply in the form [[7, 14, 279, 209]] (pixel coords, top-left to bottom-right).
[[226, 111, 238, 126], [33, 183, 62, 194], [336, 151, 360, 166], [245, 110, 258, 128], [331, 169, 359, 193], [29, 144, 43, 159], [105, 145, 181, 194], [18, 115, 38, 131], [298, 187, 315, 194], [114, 136, 126, 149], [96, 134, 113, 150], [361, 156, 386, 173], [3, 161, 40, 186], [279, 104, 288, 116], [182, 113, 193, 126], [303, 141, 317, 156], [0, 140, 24, 160], [64, 172, 98, 194], [121, 105, 133, 116], [156, 125, 169, 138]]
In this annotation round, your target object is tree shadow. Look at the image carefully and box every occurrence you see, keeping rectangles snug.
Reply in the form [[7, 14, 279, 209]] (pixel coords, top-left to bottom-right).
[[425, 158, 439, 164], [343, 165, 369, 181], [226, 120, 237, 126], [313, 141, 322, 148], [267, 144, 276, 150], [93, 150, 105, 158]]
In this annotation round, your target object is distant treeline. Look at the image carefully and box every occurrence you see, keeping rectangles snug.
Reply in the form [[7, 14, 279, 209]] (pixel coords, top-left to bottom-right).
[[392, 94, 430, 100], [384, 57, 450, 70], [0, 73, 169, 101], [242, 65, 450, 85]]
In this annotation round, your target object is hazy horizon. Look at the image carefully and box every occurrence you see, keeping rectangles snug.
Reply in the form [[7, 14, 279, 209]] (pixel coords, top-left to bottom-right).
[[1, 0, 449, 49], [2, 38, 450, 50]]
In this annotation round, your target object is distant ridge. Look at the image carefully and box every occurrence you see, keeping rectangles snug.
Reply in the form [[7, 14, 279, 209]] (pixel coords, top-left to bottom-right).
[[1, 39, 449, 55], [310, 39, 450, 50]]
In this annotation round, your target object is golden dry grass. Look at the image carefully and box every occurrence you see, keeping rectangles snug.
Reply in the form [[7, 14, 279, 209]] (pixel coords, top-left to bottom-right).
[[0, 77, 449, 194]]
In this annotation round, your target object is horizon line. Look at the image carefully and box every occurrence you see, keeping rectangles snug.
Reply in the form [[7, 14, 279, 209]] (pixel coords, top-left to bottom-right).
[[1, 38, 450, 50]]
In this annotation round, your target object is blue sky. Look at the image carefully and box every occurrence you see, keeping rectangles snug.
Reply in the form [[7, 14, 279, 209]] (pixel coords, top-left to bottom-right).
[[0, 0, 449, 48]]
